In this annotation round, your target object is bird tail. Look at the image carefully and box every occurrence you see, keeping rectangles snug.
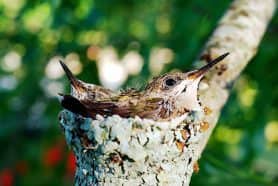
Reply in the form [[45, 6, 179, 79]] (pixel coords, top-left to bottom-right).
[[59, 60, 84, 91]]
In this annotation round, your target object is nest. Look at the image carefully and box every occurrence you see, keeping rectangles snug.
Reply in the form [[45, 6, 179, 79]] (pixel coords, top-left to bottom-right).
[[59, 110, 207, 185]]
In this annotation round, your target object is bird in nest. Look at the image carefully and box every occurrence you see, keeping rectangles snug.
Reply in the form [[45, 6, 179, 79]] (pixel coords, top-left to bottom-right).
[[59, 53, 229, 121]]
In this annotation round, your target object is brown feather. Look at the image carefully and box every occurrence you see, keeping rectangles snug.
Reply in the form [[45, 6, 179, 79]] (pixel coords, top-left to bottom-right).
[[60, 93, 166, 120]]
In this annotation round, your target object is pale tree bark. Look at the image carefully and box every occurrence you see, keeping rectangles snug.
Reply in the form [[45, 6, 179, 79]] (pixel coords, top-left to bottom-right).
[[59, 0, 276, 185]]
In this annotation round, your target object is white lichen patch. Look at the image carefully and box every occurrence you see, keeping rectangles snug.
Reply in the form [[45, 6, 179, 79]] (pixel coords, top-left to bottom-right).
[[59, 109, 208, 186]]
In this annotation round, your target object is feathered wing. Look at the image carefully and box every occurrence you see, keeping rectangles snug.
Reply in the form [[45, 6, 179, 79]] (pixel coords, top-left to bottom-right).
[[59, 94, 164, 120], [59, 94, 117, 119], [59, 94, 90, 117], [85, 98, 163, 119]]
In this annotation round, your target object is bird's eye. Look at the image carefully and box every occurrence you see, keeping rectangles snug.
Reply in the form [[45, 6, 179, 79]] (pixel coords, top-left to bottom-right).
[[165, 78, 176, 87]]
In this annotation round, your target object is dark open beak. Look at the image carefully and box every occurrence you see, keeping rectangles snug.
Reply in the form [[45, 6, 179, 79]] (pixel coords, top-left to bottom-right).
[[59, 60, 83, 91], [187, 52, 229, 80]]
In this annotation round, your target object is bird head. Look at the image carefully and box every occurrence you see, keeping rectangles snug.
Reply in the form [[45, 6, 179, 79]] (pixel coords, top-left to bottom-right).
[[145, 52, 229, 112]]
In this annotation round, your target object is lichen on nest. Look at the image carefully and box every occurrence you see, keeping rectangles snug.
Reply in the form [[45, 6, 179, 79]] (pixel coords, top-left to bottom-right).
[[59, 110, 208, 185]]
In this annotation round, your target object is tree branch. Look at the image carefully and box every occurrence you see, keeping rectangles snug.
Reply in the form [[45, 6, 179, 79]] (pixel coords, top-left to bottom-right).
[[196, 0, 276, 157], [59, 0, 276, 185]]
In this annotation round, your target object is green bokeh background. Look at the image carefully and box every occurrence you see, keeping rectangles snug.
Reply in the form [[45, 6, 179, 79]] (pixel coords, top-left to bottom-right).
[[0, 0, 277, 185]]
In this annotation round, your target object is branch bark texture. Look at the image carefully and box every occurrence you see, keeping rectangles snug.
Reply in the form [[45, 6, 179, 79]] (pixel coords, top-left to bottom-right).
[[59, 0, 276, 185]]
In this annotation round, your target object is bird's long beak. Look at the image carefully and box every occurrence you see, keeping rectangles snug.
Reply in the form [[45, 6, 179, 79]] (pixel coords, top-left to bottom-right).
[[59, 60, 83, 91], [187, 52, 229, 80]]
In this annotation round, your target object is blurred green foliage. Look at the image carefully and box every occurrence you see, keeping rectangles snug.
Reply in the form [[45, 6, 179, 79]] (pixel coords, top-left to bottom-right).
[[0, 0, 277, 185]]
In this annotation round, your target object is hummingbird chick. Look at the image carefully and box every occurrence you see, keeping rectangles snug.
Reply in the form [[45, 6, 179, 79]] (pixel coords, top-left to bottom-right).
[[59, 60, 115, 100], [59, 53, 229, 121]]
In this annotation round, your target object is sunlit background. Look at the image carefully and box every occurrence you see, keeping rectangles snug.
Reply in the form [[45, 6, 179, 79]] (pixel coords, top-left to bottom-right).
[[0, 0, 277, 185]]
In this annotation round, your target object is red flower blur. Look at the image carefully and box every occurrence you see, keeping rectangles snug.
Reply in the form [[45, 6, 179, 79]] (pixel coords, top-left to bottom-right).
[[66, 152, 76, 177], [15, 161, 28, 176], [43, 145, 63, 167], [0, 169, 13, 186]]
